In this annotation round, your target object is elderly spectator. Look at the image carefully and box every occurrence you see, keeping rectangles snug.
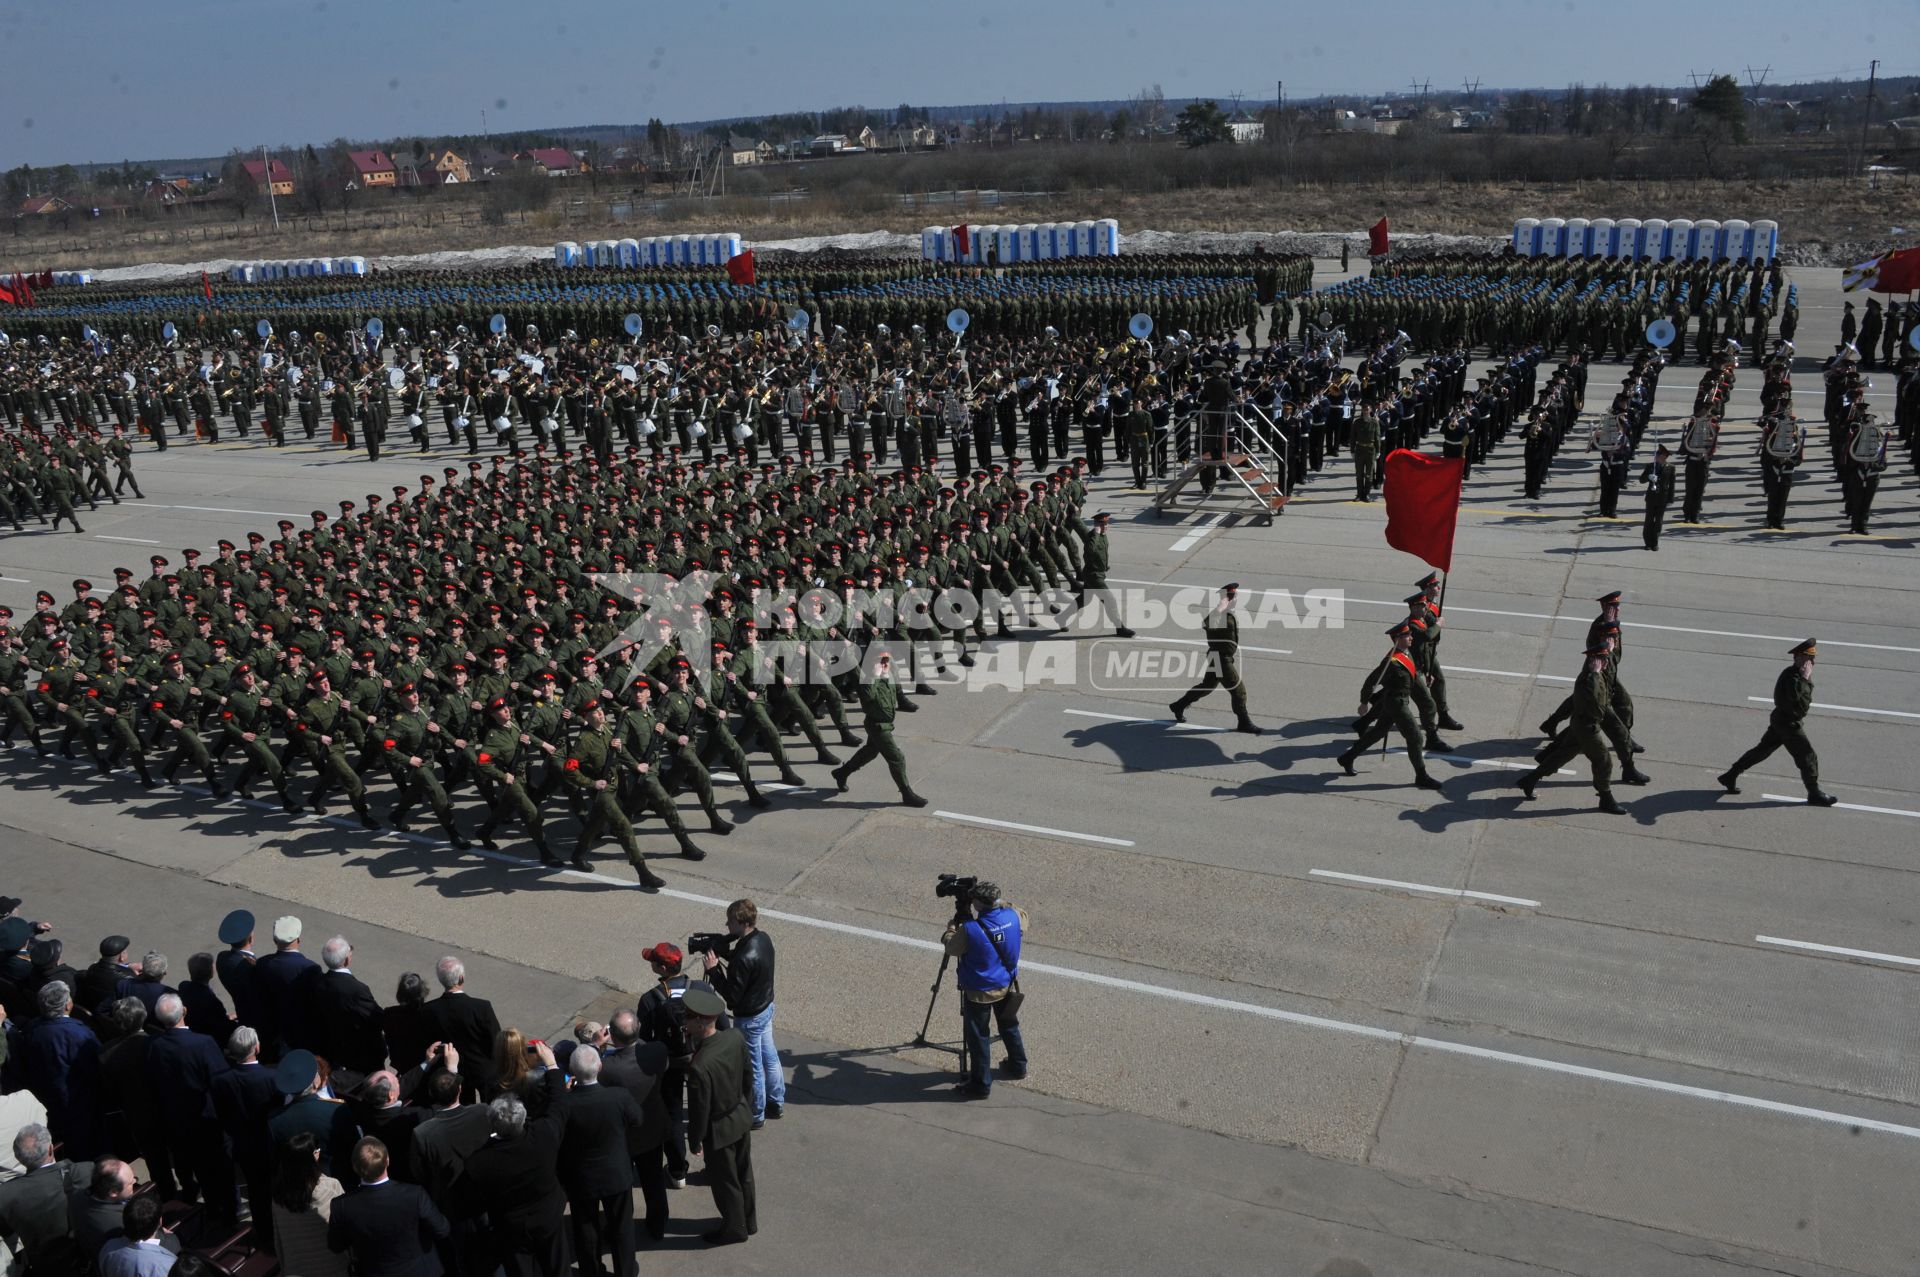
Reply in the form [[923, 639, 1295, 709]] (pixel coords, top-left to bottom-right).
[[113, 953, 175, 1022], [308, 937, 386, 1075], [556, 1043, 647, 1277], [418, 957, 500, 1101], [22, 939, 81, 1005], [76, 938, 136, 1019], [13, 981, 104, 1158], [326, 1137, 446, 1277], [144, 993, 237, 1228], [457, 1056, 567, 1277], [251, 917, 319, 1055], [269, 1131, 349, 1277], [95, 1000, 179, 1199], [175, 954, 233, 1044], [209, 1026, 278, 1246], [70, 1159, 173, 1270], [349, 1070, 422, 1184], [600, 1009, 672, 1241], [0, 1123, 93, 1273], [381, 973, 433, 1074], [96, 1193, 176, 1277]]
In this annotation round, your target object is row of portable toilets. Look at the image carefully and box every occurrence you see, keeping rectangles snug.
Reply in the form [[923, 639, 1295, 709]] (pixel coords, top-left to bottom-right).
[[919, 220, 1122, 264], [1512, 217, 1779, 263], [226, 257, 369, 283], [553, 235, 745, 269]]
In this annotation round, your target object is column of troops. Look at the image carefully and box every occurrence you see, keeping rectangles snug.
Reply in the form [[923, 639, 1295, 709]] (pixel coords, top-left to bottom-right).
[[0, 448, 1104, 890]]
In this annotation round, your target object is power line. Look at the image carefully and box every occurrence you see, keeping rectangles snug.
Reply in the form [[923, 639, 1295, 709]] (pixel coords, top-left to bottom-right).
[[1743, 64, 1770, 89]]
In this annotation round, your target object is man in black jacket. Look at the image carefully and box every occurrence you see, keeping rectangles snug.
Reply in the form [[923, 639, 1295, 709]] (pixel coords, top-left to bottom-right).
[[458, 1048, 567, 1277], [145, 993, 238, 1226], [309, 935, 388, 1074], [600, 1009, 671, 1241], [77, 936, 136, 1018], [702, 900, 784, 1128], [406, 1057, 493, 1277], [209, 1026, 279, 1246], [214, 909, 266, 1037], [684, 987, 756, 1246], [327, 1136, 449, 1277], [418, 957, 501, 1101], [251, 915, 320, 1054], [556, 1045, 648, 1277]]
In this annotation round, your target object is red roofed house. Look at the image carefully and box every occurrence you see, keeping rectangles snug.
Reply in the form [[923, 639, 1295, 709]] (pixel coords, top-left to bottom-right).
[[524, 147, 587, 178], [240, 158, 296, 197], [348, 149, 396, 187], [18, 194, 71, 215]]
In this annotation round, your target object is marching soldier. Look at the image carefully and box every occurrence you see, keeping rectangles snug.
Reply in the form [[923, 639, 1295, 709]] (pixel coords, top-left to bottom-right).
[[1515, 639, 1627, 814], [830, 650, 927, 806], [1168, 583, 1260, 734], [1679, 410, 1719, 523], [1072, 512, 1133, 637], [379, 682, 471, 848], [1717, 639, 1837, 806], [1639, 443, 1676, 550], [468, 694, 556, 860], [1757, 411, 1804, 530], [1336, 622, 1444, 792], [1590, 409, 1631, 518], [1841, 411, 1887, 535], [562, 698, 668, 889]]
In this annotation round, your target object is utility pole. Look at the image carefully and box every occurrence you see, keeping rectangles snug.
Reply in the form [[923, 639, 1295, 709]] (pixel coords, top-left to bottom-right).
[[1277, 79, 1284, 112], [1859, 58, 1879, 175], [261, 144, 280, 231], [1743, 64, 1770, 89]]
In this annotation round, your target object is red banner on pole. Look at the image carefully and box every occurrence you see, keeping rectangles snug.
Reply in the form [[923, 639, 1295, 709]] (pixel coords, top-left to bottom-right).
[[1368, 216, 1390, 257], [951, 224, 971, 256], [1382, 448, 1464, 573], [202, 271, 214, 304], [725, 249, 756, 286]]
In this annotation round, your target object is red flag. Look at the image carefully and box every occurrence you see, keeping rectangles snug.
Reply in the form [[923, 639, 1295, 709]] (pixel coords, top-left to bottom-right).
[[36, 270, 52, 289], [17, 274, 33, 308], [201, 270, 214, 304], [0, 280, 15, 307], [1368, 217, 1390, 257], [1872, 246, 1920, 294], [1382, 449, 1464, 573], [724, 249, 756, 287], [951, 224, 971, 256]]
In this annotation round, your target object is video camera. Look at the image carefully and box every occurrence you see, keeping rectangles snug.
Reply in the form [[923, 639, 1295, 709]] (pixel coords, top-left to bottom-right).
[[935, 873, 978, 901], [686, 932, 731, 956]]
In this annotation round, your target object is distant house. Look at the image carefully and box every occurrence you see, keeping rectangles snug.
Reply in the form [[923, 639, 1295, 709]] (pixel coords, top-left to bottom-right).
[[809, 133, 849, 156], [427, 149, 471, 183], [240, 157, 296, 196], [17, 194, 71, 215], [524, 147, 587, 177], [887, 123, 938, 150], [724, 134, 769, 166], [471, 147, 512, 180], [1227, 114, 1266, 144], [852, 126, 880, 150], [348, 150, 397, 187]]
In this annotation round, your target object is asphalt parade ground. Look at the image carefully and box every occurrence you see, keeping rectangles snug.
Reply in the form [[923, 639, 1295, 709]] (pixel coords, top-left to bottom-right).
[[3, 261, 1916, 1275]]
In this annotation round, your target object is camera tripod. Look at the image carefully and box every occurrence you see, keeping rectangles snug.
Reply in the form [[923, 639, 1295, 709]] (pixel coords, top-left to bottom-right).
[[913, 902, 973, 1079]]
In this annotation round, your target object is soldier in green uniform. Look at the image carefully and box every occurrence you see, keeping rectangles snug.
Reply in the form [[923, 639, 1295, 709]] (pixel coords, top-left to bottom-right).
[[379, 682, 472, 848], [1717, 638, 1837, 806], [613, 679, 710, 861], [296, 668, 380, 828], [36, 638, 104, 767], [0, 625, 48, 755], [659, 660, 743, 830], [561, 697, 667, 890], [1168, 583, 1260, 733], [150, 651, 228, 796], [829, 650, 927, 806], [469, 694, 556, 860], [41, 455, 86, 533], [218, 664, 297, 810], [1351, 402, 1381, 502], [1072, 511, 1133, 637], [1336, 622, 1445, 791], [1514, 641, 1627, 814]]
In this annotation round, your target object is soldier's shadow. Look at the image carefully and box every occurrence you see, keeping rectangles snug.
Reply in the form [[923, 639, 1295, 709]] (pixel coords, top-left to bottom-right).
[[1063, 721, 1240, 772], [1627, 788, 1781, 826], [1235, 736, 1351, 777]]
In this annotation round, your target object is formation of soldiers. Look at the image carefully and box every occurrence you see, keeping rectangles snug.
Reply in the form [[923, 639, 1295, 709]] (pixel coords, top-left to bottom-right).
[[0, 415, 145, 533]]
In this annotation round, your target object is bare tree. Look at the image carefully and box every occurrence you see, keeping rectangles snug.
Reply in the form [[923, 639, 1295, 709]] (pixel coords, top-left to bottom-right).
[[1133, 84, 1169, 138]]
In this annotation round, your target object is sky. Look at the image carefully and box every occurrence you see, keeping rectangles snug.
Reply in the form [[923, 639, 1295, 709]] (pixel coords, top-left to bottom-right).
[[1, 0, 1903, 168]]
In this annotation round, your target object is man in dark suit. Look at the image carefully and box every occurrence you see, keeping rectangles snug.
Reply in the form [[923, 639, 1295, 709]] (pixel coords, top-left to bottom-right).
[[417, 957, 501, 1100], [0, 1124, 92, 1275], [77, 936, 136, 1018], [144, 993, 238, 1225], [111, 951, 175, 1022], [96, 999, 181, 1199], [599, 1010, 671, 1242], [457, 1044, 567, 1277], [209, 1025, 280, 1245], [348, 1070, 424, 1183], [327, 1137, 448, 1277], [14, 980, 105, 1160], [309, 936, 387, 1074], [266, 1050, 352, 1179], [683, 987, 756, 1246], [251, 916, 320, 1054], [178, 952, 235, 1043], [214, 909, 267, 1037], [407, 1058, 493, 1277], [556, 1046, 646, 1277]]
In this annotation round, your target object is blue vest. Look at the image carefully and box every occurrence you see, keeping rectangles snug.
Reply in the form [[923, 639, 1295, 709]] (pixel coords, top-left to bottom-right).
[[956, 908, 1021, 992]]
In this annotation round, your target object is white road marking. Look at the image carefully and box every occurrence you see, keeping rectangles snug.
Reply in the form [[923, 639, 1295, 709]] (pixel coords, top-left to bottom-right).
[[931, 809, 1136, 847], [0, 576, 28, 584], [1310, 869, 1540, 908], [95, 535, 161, 545], [13, 748, 1920, 1140], [1153, 634, 1292, 657], [148, 503, 304, 519], [1754, 935, 1920, 969], [710, 770, 803, 792], [1445, 664, 1576, 683], [1763, 793, 1920, 818], [1747, 697, 1920, 721], [1390, 747, 1570, 775], [1106, 577, 1920, 655], [1168, 513, 1226, 553], [1062, 709, 1226, 732]]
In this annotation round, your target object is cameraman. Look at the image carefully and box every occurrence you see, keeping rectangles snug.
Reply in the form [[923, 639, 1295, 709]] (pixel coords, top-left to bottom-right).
[[942, 880, 1029, 1099], [636, 941, 728, 1190], [699, 899, 785, 1128]]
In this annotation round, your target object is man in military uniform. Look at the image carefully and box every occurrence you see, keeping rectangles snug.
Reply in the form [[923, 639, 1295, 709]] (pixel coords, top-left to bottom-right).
[[562, 698, 667, 889], [1515, 638, 1626, 813], [1168, 583, 1259, 733], [1639, 443, 1676, 550], [1717, 638, 1837, 806], [469, 693, 556, 860], [829, 650, 927, 806], [379, 682, 472, 848], [1336, 622, 1444, 791], [1072, 512, 1133, 637], [1350, 401, 1381, 502]]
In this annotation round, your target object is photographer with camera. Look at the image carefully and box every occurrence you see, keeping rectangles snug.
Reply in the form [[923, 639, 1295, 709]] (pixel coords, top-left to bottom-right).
[[940, 878, 1029, 1100], [694, 900, 786, 1129]]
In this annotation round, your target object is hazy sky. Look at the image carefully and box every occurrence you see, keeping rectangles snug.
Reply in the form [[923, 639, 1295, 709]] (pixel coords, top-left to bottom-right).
[[1, 0, 1900, 167]]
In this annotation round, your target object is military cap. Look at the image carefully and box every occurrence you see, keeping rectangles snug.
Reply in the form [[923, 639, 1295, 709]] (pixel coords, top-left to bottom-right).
[[217, 909, 255, 945], [34, 589, 53, 604], [1790, 638, 1817, 658], [1403, 592, 1426, 607], [486, 695, 510, 711], [273, 1049, 319, 1095], [1596, 590, 1623, 606], [1386, 621, 1412, 637], [0, 917, 32, 952], [682, 986, 727, 1018], [100, 934, 132, 957]]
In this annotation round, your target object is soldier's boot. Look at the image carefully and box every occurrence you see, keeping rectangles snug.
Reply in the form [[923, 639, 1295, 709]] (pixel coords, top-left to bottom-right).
[[900, 788, 929, 808], [1515, 769, 1542, 800], [134, 756, 156, 790], [741, 775, 771, 809], [533, 831, 561, 865], [777, 763, 805, 788], [1596, 790, 1627, 815], [631, 859, 666, 892], [1235, 715, 1262, 735], [1424, 733, 1452, 754], [1620, 764, 1652, 785], [1438, 713, 1465, 731], [1716, 769, 1742, 795], [1168, 698, 1190, 724], [837, 728, 861, 748], [474, 816, 500, 850], [1807, 789, 1839, 807], [1413, 770, 1444, 792], [434, 808, 470, 850], [830, 766, 850, 793], [676, 831, 707, 861], [1334, 750, 1358, 776], [703, 795, 734, 835], [387, 800, 414, 832], [273, 776, 297, 811], [815, 745, 841, 767]]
